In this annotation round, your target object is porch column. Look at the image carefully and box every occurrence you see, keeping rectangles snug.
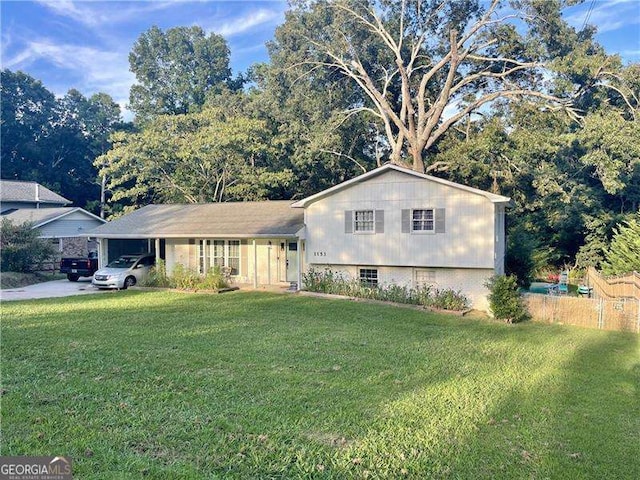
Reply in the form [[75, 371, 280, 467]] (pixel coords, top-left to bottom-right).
[[155, 238, 160, 265], [253, 239, 258, 288]]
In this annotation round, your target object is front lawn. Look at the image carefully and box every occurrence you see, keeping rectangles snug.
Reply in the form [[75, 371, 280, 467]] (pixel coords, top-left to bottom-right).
[[2, 291, 638, 478]]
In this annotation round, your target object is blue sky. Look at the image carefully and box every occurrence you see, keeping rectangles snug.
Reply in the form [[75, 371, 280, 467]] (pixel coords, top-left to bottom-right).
[[1, 0, 639, 120]]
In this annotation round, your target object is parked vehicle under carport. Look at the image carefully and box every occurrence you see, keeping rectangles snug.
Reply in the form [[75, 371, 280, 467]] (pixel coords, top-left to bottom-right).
[[92, 253, 155, 289]]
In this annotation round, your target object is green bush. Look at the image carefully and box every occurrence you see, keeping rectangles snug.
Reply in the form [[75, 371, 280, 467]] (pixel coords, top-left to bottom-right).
[[505, 226, 536, 288], [303, 268, 469, 311], [0, 219, 56, 273], [602, 213, 640, 275], [143, 261, 228, 290], [484, 275, 529, 323]]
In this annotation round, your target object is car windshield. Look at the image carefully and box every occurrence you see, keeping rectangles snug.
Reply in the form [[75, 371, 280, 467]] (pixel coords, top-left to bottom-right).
[[106, 257, 137, 269]]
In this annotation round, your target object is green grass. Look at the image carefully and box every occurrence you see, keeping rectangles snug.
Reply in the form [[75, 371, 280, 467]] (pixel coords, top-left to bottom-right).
[[2, 291, 639, 479], [1, 271, 65, 289]]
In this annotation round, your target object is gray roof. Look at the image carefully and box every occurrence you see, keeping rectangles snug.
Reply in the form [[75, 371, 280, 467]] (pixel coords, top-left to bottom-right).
[[1, 207, 104, 228], [0, 180, 71, 205], [89, 201, 305, 238]]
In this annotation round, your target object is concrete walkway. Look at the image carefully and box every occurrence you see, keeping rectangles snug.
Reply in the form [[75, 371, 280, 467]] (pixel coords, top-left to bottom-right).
[[1, 278, 110, 302]]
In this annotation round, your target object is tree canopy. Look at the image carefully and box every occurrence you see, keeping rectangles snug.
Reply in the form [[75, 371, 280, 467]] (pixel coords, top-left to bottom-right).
[[0, 70, 126, 211], [129, 25, 235, 122]]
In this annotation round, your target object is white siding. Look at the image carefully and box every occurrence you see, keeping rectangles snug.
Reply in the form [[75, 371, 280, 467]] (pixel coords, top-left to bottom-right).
[[304, 170, 496, 269], [164, 237, 290, 286]]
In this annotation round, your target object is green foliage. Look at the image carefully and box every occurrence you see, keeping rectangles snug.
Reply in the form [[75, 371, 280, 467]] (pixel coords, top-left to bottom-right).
[[484, 275, 529, 324], [129, 26, 234, 121], [602, 213, 640, 275], [97, 106, 293, 209], [0, 219, 56, 273], [505, 226, 537, 288], [303, 268, 469, 311], [1, 69, 126, 211], [143, 260, 228, 290]]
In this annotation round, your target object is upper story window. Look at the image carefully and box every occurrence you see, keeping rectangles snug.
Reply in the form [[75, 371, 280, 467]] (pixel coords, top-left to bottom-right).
[[412, 209, 434, 232], [354, 210, 374, 232]]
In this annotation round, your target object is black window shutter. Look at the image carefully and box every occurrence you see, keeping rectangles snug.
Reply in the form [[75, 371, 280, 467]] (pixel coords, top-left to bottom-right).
[[401, 209, 411, 233], [375, 210, 384, 233], [345, 210, 353, 234], [435, 208, 446, 233]]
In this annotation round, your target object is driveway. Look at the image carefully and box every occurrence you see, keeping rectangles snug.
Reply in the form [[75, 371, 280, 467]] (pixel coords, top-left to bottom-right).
[[1, 278, 111, 301]]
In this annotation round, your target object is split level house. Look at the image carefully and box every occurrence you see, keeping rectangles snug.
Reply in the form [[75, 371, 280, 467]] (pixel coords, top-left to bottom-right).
[[0, 180, 106, 258], [88, 164, 510, 310]]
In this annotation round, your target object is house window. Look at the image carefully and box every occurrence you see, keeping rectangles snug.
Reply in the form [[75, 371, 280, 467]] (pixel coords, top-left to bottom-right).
[[415, 269, 436, 288], [213, 240, 225, 270], [412, 209, 434, 232], [227, 240, 240, 275], [359, 268, 378, 286], [210, 240, 240, 275], [354, 210, 374, 232]]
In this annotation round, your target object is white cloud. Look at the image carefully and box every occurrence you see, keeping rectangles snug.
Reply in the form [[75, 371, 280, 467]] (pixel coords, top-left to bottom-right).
[[4, 39, 135, 118], [205, 8, 283, 37], [564, 0, 640, 33], [34, 0, 190, 27]]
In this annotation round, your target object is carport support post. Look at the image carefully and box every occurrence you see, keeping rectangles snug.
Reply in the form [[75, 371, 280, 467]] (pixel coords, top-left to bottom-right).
[[97, 238, 106, 268], [296, 239, 301, 291], [253, 239, 258, 288]]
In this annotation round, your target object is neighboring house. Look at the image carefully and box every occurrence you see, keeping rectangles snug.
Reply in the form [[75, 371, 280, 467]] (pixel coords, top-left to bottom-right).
[[1, 207, 106, 258], [88, 164, 509, 309], [0, 180, 105, 259], [0, 179, 71, 211]]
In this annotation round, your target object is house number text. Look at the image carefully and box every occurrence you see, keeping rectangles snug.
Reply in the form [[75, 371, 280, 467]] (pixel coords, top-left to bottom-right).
[[313, 251, 327, 257]]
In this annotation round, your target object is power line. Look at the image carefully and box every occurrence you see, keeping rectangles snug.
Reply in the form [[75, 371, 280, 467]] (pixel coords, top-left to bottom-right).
[[582, 0, 597, 31]]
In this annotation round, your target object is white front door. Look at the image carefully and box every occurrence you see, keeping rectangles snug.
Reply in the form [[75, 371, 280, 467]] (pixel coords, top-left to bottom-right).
[[286, 241, 298, 282]]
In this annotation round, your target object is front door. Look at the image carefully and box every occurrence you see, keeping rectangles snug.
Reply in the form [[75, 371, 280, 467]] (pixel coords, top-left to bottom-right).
[[286, 241, 298, 282]]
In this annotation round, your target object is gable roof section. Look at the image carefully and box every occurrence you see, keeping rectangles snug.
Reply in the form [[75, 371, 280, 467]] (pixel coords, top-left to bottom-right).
[[89, 201, 304, 239], [1, 207, 106, 228], [290, 163, 511, 208], [0, 180, 71, 205]]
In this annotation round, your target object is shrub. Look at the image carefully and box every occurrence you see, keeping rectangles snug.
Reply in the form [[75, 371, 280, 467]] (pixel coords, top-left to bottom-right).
[[484, 275, 529, 323], [143, 261, 228, 290], [602, 213, 640, 275], [0, 219, 56, 273], [145, 259, 171, 287], [505, 226, 536, 288], [302, 268, 469, 311]]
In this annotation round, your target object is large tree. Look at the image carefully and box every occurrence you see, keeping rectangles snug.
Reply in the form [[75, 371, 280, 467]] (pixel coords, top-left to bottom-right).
[[129, 26, 233, 121], [277, 0, 587, 172], [1, 70, 125, 211]]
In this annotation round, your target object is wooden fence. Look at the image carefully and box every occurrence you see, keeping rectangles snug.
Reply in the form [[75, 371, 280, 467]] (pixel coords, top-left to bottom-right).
[[525, 294, 640, 333], [586, 267, 640, 300]]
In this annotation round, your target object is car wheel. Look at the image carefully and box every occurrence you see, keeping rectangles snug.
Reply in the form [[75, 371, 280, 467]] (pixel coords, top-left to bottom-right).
[[123, 276, 136, 289], [67, 274, 79, 282]]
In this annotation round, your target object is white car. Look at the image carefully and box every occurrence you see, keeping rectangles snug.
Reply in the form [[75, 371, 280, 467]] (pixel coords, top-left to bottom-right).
[[92, 254, 155, 289]]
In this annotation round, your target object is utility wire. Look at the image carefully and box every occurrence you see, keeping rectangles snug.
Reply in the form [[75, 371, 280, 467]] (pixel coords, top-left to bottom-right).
[[582, 0, 597, 31]]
